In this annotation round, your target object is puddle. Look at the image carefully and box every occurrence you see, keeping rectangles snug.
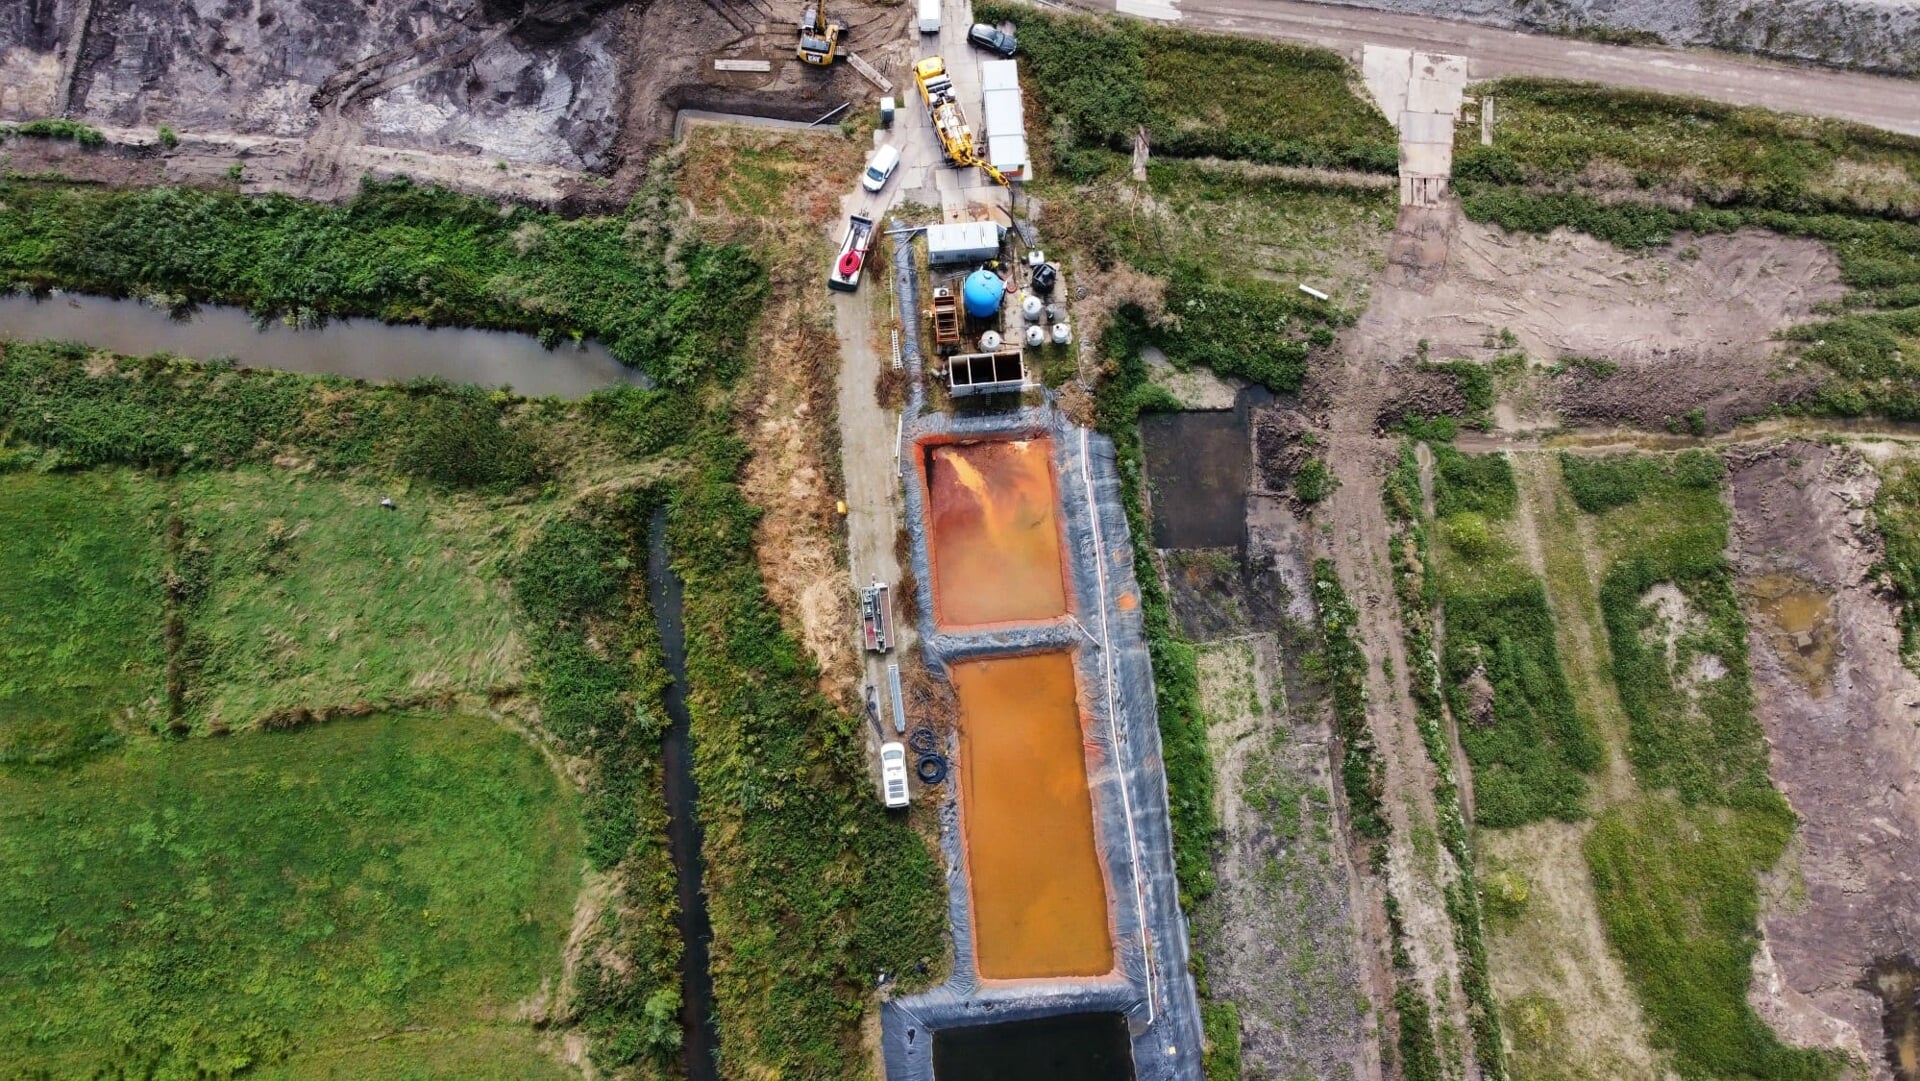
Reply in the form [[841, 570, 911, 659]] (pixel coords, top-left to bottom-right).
[[0, 292, 647, 399], [932, 1012, 1136, 1081], [1865, 956, 1920, 1081], [950, 652, 1112, 980], [1747, 573, 1838, 696], [1139, 408, 1249, 550], [923, 438, 1068, 628]]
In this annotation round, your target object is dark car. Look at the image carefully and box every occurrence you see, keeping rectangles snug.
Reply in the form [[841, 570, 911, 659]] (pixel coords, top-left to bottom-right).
[[967, 23, 1017, 57]]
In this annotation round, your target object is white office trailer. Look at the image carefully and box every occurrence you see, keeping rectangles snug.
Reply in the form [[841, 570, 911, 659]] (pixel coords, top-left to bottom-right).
[[925, 221, 1004, 266], [978, 59, 1029, 182]]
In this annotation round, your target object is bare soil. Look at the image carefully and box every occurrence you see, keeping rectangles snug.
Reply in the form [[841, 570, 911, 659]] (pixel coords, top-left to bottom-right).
[[0, 0, 901, 207], [1359, 219, 1844, 432], [1728, 440, 1920, 1078]]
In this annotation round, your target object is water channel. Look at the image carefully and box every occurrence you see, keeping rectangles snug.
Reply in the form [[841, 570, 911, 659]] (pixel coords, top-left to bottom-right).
[[648, 507, 720, 1081], [0, 292, 647, 399]]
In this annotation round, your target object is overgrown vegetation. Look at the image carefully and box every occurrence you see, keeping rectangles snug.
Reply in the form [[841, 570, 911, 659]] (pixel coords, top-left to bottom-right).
[[1384, 444, 1509, 1080], [0, 175, 760, 384], [1563, 451, 1838, 1081], [976, 3, 1396, 175], [1096, 309, 1217, 902], [4, 118, 105, 146], [1871, 458, 1920, 668], [1455, 78, 1920, 421], [1429, 447, 1598, 827], [0, 711, 582, 1078]]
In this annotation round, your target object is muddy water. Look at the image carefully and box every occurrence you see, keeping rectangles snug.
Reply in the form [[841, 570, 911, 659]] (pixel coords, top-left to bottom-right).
[[1867, 956, 1920, 1081], [0, 293, 647, 399], [647, 507, 719, 1081], [1747, 572, 1838, 695], [950, 652, 1112, 980], [933, 1012, 1136, 1081], [924, 438, 1068, 627]]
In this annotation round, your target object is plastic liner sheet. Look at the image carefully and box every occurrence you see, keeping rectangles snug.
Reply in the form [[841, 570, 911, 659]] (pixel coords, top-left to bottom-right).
[[884, 360, 1204, 1079]]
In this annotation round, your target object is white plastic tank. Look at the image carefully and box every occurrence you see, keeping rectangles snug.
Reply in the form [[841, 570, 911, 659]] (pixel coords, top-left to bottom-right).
[[1046, 304, 1066, 325], [1051, 323, 1072, 346], [1021, 294, 1044, 322], [980, 330, 1003, 351], [1025, 324, 1045, 347]]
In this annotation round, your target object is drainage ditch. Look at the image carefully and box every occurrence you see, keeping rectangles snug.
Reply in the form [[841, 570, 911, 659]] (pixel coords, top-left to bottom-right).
[[647, 506, 719, 1081]]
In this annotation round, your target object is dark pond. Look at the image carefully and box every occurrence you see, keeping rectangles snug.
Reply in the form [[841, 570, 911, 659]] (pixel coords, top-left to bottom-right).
[[932, 1013, 1136, 1081], [1140, 391, 1264, 550], [0, 292, 646, 399]]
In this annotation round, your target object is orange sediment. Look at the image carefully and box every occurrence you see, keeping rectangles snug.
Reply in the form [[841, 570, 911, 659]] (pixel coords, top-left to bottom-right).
[[924, 439, 1068, 627], [951, 652, 1114, 980]]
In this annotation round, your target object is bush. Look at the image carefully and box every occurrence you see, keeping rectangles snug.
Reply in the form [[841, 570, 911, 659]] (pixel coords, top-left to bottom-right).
[[1295, 456, 1337, 503], [9, 119, 104, 147], [1433, 446, 1517, 518], [396, 392, 543, 491]]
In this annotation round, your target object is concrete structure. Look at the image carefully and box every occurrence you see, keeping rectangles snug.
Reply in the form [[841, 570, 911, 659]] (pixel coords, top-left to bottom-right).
[[946, 349, 1026, 396], [979, 59, 1030, 181]]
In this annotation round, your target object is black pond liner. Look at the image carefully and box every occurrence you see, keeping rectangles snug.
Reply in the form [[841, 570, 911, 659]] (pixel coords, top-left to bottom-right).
[[933, 1013, 1137, 1081]]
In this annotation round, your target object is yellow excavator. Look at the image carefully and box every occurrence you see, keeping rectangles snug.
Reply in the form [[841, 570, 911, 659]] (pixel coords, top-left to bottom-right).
[[912, 56, 1009, 187], [796, 3, 843, 66]]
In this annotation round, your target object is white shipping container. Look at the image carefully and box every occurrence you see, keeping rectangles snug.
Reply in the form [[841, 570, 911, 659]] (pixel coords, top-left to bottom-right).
[[917, 0, 941, 32], [980, 58, 1020, 93], [986, 133, 1029, 179]]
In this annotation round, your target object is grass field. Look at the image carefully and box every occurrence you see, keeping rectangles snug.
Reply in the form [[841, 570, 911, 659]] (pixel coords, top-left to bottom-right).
[[176, 468, 519, 729], [0, 710, 582, 1078], [0, 470, 166, 765], [1558, 452, 1836, 1081]]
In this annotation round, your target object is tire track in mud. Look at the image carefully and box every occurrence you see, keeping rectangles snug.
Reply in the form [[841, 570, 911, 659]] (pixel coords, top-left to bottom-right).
[[1309, 203, 1483, 1080]]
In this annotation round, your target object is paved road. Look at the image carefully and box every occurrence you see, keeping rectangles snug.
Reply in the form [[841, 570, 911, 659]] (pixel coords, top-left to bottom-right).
[[1067, 0, 1920, 135]]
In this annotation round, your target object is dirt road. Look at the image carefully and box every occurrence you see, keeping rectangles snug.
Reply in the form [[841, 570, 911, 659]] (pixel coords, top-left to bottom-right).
[[1066, 0, 1920, 136]]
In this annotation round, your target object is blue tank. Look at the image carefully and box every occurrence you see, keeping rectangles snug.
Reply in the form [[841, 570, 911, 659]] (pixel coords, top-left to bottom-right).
[[962, 269, 1006, 319]]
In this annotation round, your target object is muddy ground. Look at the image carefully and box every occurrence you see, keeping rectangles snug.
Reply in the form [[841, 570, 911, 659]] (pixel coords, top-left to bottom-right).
[[1729, 439, 1920, 1079], [0, 0, 901, 206], [1360, 218, 1846, 432]]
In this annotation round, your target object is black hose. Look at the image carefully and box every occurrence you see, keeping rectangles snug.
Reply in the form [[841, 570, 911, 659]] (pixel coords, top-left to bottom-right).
[[915, 753, 948, 785], [908, 726, 938, 754]]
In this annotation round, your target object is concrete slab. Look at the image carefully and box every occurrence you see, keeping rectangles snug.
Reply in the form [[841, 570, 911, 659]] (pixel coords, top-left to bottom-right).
[[1117, 0, 1182, 20]]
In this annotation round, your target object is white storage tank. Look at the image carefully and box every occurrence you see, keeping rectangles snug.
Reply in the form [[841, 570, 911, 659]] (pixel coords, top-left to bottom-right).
[[1025, 324, 1045, 347], [1021, 294, 1044, 322], [1052, 322, 1072, 345]]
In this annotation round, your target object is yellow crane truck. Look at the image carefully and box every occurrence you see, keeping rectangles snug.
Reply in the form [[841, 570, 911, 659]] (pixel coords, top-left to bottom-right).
[[912, 57, 1009, 187]]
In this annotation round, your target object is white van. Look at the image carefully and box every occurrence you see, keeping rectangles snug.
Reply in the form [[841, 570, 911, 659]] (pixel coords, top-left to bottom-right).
[[880, 742, 910, 808], [861, 143, 902, 192], [917, 0, 940, 34]]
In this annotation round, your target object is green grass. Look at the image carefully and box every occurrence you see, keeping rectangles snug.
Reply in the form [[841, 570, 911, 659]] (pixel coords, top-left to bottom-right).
[[1563, 451, 1837, 1081], [0, 711, 582, 1078], [1587, 798, 1832, 1081], [1427, 448, 1597, 828], [1870, 457, 1920, 667], [975, 2, 1394, 175], [1460, 78, 1920, 219], [0, 175, 762, 385], [5, 119, 105, 147], [175, 469, 518, 730], [0, 470, 165, 764]]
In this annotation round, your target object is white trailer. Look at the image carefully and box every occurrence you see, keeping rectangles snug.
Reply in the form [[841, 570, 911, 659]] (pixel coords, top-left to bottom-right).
[[979, 59, 1029, 181], [926, 220, 1002, 266]]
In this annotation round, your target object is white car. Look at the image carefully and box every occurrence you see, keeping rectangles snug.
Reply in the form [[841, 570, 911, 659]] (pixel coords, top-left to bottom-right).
[[880, 741, 911, 808], [862, 143, 901, 193]]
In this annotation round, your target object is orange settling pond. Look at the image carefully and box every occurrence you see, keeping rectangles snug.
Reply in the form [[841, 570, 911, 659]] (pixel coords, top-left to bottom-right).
[[952, 652, 1113, 980], [924, 439, 1068, 627]]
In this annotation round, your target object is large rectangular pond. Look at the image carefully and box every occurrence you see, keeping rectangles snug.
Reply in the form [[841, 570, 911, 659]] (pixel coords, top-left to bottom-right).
[[951, 651, 1112, 980], [932, 1013, 1136, 1081], [922, 437, 1068, 628]]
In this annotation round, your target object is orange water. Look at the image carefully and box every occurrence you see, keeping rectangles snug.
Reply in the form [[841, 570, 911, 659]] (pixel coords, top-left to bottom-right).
[[951, 652, 1114, 980], [924, 439, 1068, 627]]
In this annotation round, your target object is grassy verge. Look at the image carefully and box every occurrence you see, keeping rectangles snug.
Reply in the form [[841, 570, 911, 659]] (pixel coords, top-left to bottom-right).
[[0, 710, 581, 1077], [1429, 447, 1598, 827], [0, 175, 760, 383], [1454, 78, 1920, 420], [669, 431, 947, 1074], [1564, 451, 1838, 1081], [1383, 444, 1509, 1080], [1869, 457, 1920, 668], [975, 3, 1395, 176]]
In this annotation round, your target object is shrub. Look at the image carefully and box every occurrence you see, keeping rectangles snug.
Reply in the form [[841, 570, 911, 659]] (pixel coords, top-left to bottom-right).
[[395, 392, 543, 491]]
